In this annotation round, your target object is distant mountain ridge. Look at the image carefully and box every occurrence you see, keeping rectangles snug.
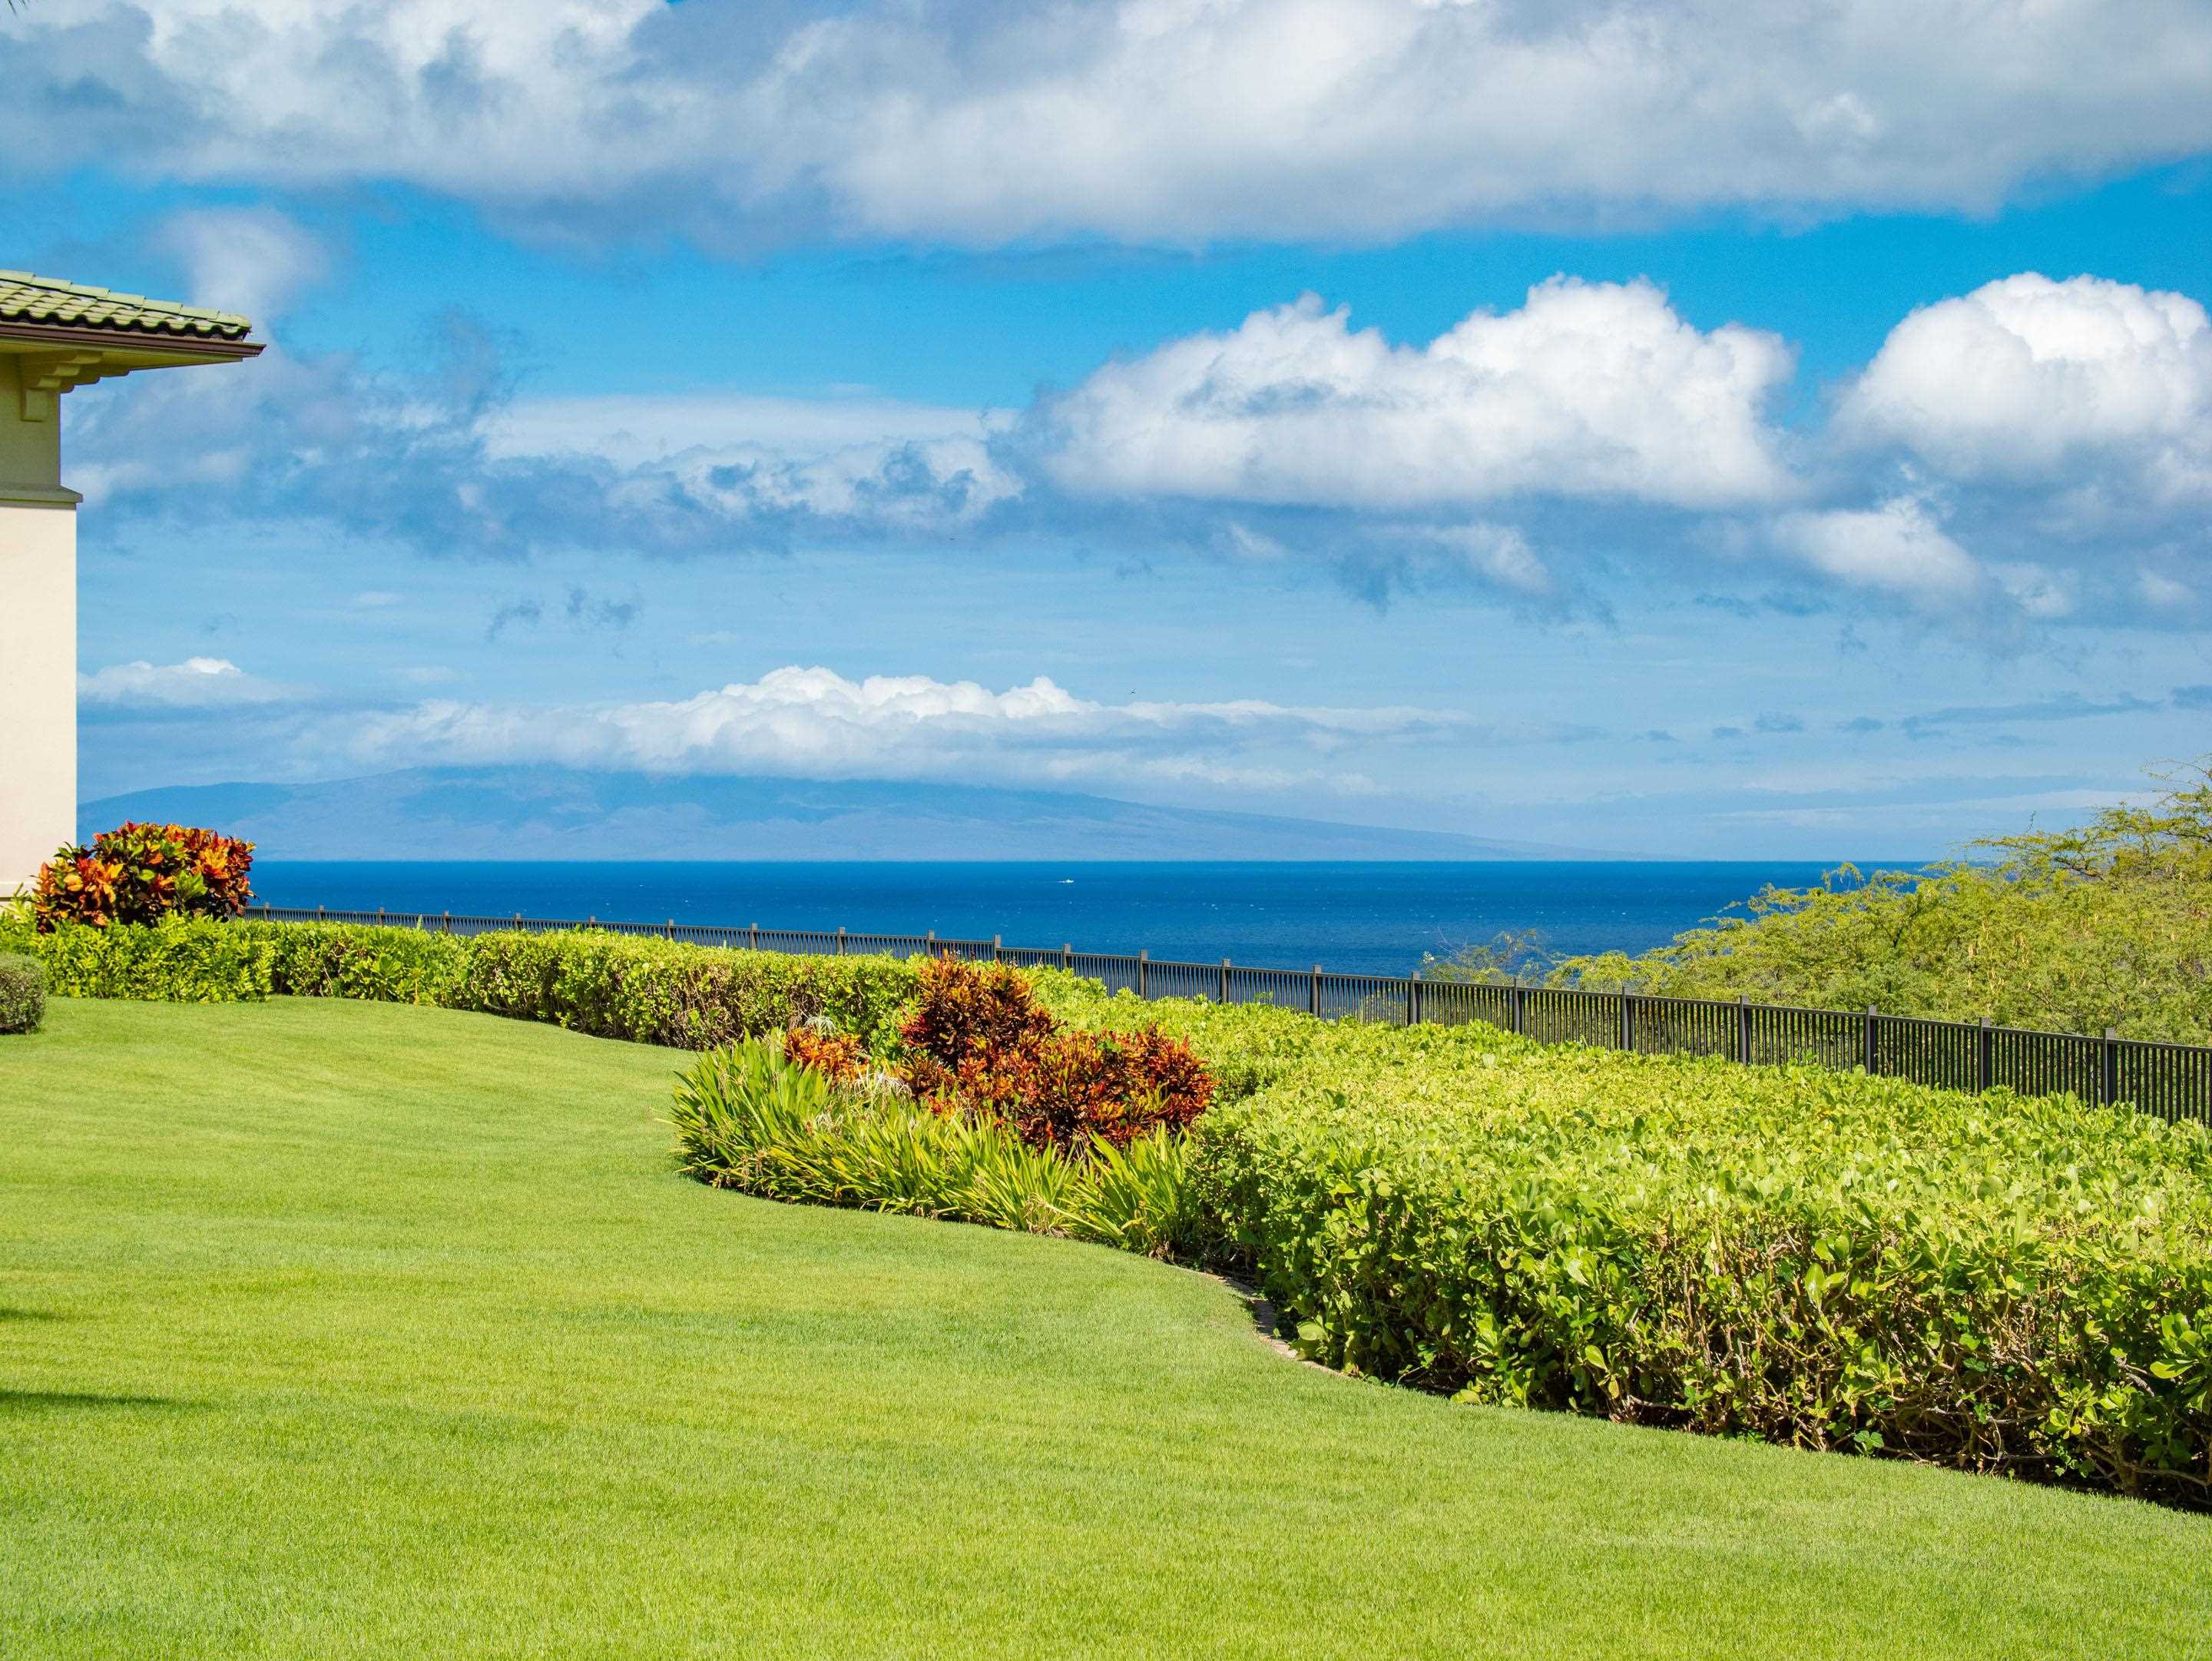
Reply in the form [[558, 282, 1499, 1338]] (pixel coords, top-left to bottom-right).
[[78, 768, 1621, 861]]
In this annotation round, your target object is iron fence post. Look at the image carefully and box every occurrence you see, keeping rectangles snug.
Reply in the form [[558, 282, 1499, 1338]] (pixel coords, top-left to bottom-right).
[[1137, 950, 1148, 999], [1063, 943, 1072, 970], [1512, 982, 1527, 1036], [442, 910, 451, 935], [837, 927, 846, 958], [665, 918, 674, 939], [1310, 964, 1321, 1016], [925, 930, 936, 958], [2103, 1028, 2120, 1106], [1978, 1016, 1994, 1093], [1737, 994, 1750, 1063], [1409, 973, 1421, 1026], [1864, 1006, 1878, 1076], [1619, 985, 1632, 1052], [750, 923, 760, 952], [992, 934, 1002, 963], [1219, 958, 1230, 1003]]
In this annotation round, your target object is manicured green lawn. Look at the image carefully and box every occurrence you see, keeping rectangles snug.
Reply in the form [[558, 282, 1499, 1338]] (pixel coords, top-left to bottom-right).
[[2, 999, 2207, 1659]]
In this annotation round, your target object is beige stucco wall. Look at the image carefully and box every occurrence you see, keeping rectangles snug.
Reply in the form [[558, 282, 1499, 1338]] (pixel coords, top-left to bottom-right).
[[0, 499, 77, 893], [1, 354, 80, 895]]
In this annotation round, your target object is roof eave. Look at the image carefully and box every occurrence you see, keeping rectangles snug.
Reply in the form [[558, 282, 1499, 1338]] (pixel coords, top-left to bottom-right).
[[0, 320, 264, 364]]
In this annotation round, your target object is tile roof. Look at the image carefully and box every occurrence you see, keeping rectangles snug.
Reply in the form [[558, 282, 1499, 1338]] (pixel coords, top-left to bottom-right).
[[0, 270, 253, 341]]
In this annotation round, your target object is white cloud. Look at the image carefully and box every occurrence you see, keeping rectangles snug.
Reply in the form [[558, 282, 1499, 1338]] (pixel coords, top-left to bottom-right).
[[6, 2, 2210, 244], [1769, 497, 1982, 603], [332, 663, 1528, 794], [151, 206, 329, 324], [1038, 280, 1795, 511], [485, 393, 1010, 469], [1840, 274, 2212, 499], [78, 656, 291, 709]]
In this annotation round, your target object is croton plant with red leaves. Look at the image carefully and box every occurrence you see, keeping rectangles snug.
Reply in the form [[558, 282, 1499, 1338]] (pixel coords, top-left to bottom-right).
[[887, 955, 1213, 1149], [31, 822, 255, 930]]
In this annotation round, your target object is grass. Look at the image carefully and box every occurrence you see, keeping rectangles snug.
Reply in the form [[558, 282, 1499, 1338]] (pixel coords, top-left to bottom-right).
[[2, 1000, 2208, 1659]]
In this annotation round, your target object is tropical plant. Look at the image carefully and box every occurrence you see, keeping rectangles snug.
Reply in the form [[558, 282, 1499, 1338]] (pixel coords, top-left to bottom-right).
[[32, 822, 253, 930], [897, 954, 1212, 1148], [671, 1034, 1197, 1255]]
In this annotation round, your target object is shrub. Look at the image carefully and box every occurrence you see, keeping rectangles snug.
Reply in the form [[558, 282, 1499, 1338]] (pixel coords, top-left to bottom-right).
[[0, 953, 45, 1033], [1022, 972, 2212, 1504], [18, 917, 274, 1003], [1548, 758, 2212, 1043], [0, 917, 922, 1036], [33, 823, 254, 930], [783, 1023, 869, 1082], [459, 930, 918, 1049], [672, 1036, 1197, 1256], [898, 956, 1212, 1149], [258, 922, 469, 1005], [899, 956, 1058, 1071]]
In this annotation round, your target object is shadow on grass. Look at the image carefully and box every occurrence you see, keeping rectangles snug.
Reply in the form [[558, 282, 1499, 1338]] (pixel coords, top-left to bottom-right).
[[0, 1308, 70, 1323], [0, 1389, 196, 1414]]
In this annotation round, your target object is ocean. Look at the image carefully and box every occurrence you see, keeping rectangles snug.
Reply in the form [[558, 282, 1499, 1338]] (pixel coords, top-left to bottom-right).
[[250, 860, 1884, 978]]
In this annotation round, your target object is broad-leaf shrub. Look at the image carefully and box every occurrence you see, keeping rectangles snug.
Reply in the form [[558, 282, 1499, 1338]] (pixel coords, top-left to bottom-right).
[[1028, 978, 2212, 1503], [0, 917, 922, 1047], [673, 1035, 1197, 1256], [15, 917, 274, 1002], [263, 922, 468, 1004], [459, 930, 917, 1049], [33, 823, 253, 930], [783, 1023, 869, 1081], [0, 952, 45, 1033], [898, 956, 1212, 1148]]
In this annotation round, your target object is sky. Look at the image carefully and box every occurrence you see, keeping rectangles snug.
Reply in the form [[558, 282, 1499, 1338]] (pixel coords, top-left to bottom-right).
[[7, 0, 2212, 858]]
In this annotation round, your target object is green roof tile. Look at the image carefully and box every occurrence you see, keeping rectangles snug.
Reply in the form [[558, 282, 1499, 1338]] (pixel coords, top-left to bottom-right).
[[0, 270, 253, 341]]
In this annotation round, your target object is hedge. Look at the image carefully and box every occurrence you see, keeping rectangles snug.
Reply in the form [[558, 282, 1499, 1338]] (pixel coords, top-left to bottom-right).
[[0, 917, 919, 1049], [1028, 972, 2212, 1505]]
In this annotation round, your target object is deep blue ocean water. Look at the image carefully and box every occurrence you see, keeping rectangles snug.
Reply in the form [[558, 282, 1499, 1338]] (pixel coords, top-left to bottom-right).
[[250, 860, 1879, 978]]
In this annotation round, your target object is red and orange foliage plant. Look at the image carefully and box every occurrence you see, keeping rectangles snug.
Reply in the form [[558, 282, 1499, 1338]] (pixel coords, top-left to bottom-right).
[[895, 955, 1212, 1149], [781, 1024, 867, 1083], [32, 823, 255, 930]]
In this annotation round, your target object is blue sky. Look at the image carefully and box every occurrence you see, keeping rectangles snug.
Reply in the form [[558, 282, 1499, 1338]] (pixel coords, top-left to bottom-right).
[[9, 0, 2212, 856]]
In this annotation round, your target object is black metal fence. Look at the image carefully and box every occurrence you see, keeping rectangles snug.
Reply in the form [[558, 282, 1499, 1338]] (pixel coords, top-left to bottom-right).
[[245, 903, 2212, 1126]]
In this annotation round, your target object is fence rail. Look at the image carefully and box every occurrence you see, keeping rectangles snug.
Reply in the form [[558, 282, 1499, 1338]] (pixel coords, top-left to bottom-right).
[[245, 903, 2212, 1126]]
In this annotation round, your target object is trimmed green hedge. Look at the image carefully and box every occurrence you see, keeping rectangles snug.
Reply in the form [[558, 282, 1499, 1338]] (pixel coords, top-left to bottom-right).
[[458, 929, 917, 1049], [1030, 972, 2212, 1505], [8, 914, 276, 1003], [0, 917, 919, 1050]]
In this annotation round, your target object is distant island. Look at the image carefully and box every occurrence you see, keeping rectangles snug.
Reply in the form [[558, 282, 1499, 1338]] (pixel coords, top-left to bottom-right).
[[79, 767, 1624, 862]]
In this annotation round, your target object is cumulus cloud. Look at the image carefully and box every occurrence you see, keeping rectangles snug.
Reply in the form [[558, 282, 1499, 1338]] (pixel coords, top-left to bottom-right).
[[4, 2, 2210, 244], [1035, 281, 1796, 511], [78, 656, 290, 709], [48, 253, 2212, 628], [329, 664, 1564, 794], [1768, 497, 1982, 603], [1839, 274, 2212, 500]]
